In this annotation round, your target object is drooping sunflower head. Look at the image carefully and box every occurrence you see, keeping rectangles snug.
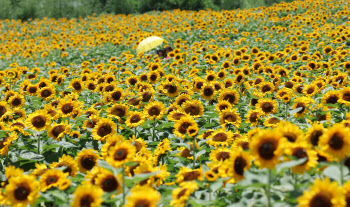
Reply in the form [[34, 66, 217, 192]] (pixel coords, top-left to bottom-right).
[[176, 166, 203, 184], [107, 103, 128, 121]]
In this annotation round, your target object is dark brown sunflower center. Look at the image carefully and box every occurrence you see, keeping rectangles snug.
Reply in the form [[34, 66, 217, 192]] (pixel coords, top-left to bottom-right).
[[183, 171, 200, 181], [343, 93, 350, 102], [308, 130, 321, 146], [11, 122, 25, 128], [29, 87, 37, 93], [180, 148, 191, 158], [12, 98, 21, 106], [56, 162, 72, 175], [309, 193, 332, 207], [31, 115, 46, 128], [296, 103, 306, 113], [148, 106, 160, 116], [292, 147, 308, 164], [234, 156, 247, 175], [104, 85, 114, 92], [51, 125, 65, 138], [101, 175, 118, 192], [14, 184, 30, 201], [212, 132, 228, 142], [249, 112, 258, 122], [61, 103, 73, 114], [185, 105, 199, 116], [223, 113, 237, 122], [81, 155, 96, 170], [113, 148, 128, 161], [46, 175, 59, 185], [97, 123, 112, 137], [134, 199, 151, 207], [261, 102, 273, 113], [73, 82, 82, 91], [41, 89, 52, 97], [258, 140, 277, 160], [283, 132, 297, 142], [128, 78, 137, 85], [262, 85, 271, 93], [0, 137, 9, 149], [88, 83, 96, 90], [111, 106, 125, 117], [326, 95, 339, 104], [130, 115, 141, 123], [111, 91, 122, 101], [168, 85, 178, 93], [179, 122, 191, 134], [216, 152, 230, 161], [223, 93, 236, 104], [328, 132, 344, 150], [80, 194, 94, 207], [203, 87, 214, 96]]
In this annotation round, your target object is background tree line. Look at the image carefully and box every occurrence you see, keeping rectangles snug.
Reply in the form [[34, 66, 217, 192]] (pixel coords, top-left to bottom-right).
[[0, 0, 296, 20]]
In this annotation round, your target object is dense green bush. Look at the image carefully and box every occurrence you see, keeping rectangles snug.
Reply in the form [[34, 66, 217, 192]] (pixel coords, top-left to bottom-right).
[[0, 0, 298, 20]]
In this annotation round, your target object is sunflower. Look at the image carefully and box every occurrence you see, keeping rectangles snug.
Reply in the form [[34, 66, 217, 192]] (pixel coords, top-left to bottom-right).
[[219, 108, 241, 128], [30, 163, 48, 178], [25, 109, 51, 131], [50, 154, 78, 177], [292, 97, 313, 118], [339, 87, 350, 106], [170, 181, 198, 207], [76, 149, 100, 174], [38, 87, 55, 101], [245, 109, 262, 126], [305, 123, 324, 147], [256, 98, 278, 116], [69, 78, 84, 93], [100, 134, 125, 158], [0, 101, 12, 120], [176, 166, 203, 183], [215, 100, 232, 112], [303, 84, 318, 97], [163, 81, 180, 97], [209, 147, 231, 162], [143, 101, 165, 120], [47, 121, 71, 140], [129, 135, 147, 153], [83, 114, 100, 129], [107, 103, 128, 121], [275, 121, 304, 143], [285, 143, 318, 174], [71, 184, 104, 207], [105, 142, 136, 167], [175, 94, 191, 106], [8, 94, 25, 109], [57, 99, 78, 118], [39, 169, 70, 192], [319, 124, 350, 160], [0, 132, 17, 156], [182, 100, 204, 118], [92, 118, 117, 141], [219, 88, 240, 105], [321, 90, 340, 108], [207, 128, 234, 147], [250, 129, 288, 169], [125, 111, 145, 129], [95, 170, 122, 193], [167, 110, 188, 122], [26, 84, 39, 96], [222, 148, 251, 182], [173, 116, 198, 139], [200, 83, 216, 100], [298, 178, 345, 207], [4, 175, 40, 207], [106, 88, 124, 103]]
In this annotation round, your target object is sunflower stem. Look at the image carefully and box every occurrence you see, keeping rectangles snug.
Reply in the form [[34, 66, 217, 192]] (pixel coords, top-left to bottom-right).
[[37, 133, 41, 155], [192, 138, 196, 169], [122, 166, 126, 206], [152, 120, 157, 141], [266, 169, 272, 207], [134, 127, 137, 138], [285, 103, 288, 121]]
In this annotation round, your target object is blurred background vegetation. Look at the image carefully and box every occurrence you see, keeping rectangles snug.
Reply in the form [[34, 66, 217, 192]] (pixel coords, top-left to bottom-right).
[[0, 0, 297, 20]]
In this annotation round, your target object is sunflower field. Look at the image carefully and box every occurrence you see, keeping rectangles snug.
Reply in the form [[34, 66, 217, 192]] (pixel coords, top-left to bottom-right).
[[1, 0, 350, 206]]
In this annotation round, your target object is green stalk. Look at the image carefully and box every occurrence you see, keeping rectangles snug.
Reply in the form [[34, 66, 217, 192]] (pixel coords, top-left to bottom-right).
[[266, 169, 272, 207], [152, 120, 157, 141], [37, 133, 41, 155], [122, 166, 126, 206], [340, 160, 344, 185], [192, 138, 196, 169], [134, 127, 137, 138]]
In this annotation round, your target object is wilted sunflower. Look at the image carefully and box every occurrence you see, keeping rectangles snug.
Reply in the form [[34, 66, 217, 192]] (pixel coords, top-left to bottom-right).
[[207, 128, 234, 147], [76, 149, 100, 174], [170, 181, 198, 207], [219, 108, 241, 129], [219, 89, 240, 105], [71, 184, 104, 207], [47, 121, 71, 140], [319, 124, 350, 160], [223, 148, 251, 182], [256, 98, 278, 116], [285, 143, 318, 174], [39, 169, 70, 192], [144, 101, 165, 120], [105, 142, 136, 168], [25, 109, 51, 131], [298, 178, 345, 207], [107, 103, 128, 121], [5, 175, 40, 207], [200, 83, 216, 100], [50, 154, 78, 177], [125, 111, 145, 128], [92, 118, 117, 141], [95, 170, 122, 193], [250, 129, 288, 169], [173, 116, 198, 139], [182, 100, 204, 117]]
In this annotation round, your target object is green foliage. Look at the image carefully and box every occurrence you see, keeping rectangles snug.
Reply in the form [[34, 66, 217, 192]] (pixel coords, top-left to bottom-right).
[[0, 0, 300, 20]]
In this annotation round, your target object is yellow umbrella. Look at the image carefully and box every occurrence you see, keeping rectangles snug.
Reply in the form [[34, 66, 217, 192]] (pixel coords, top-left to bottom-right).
[[136, 36, 164, 54]]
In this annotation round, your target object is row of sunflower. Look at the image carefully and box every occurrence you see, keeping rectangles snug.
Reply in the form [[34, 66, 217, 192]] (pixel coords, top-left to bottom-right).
[[2, 0, 350, 206]]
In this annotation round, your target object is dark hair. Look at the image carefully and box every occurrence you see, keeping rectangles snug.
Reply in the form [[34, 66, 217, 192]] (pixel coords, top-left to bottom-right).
[[156, 49, 165, 57], [164, 46, 173, 54]]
